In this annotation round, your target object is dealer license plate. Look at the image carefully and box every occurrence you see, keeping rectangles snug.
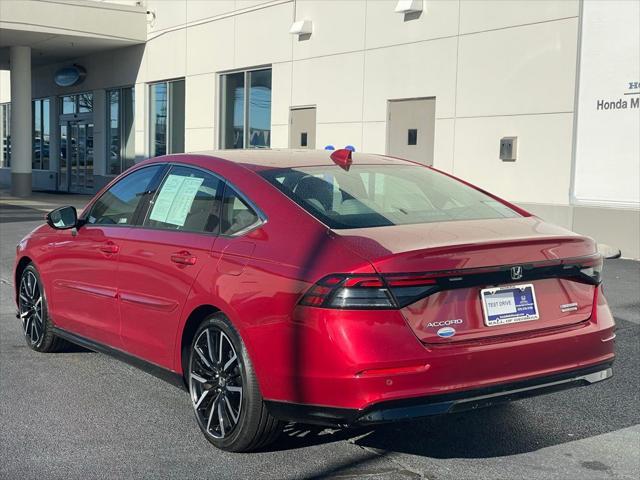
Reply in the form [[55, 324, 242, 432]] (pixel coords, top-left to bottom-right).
[[480, 284, 539, 327]]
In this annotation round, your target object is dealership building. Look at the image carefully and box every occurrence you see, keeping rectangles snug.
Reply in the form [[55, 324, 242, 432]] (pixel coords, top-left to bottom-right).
[[0, 0, 638, 256]]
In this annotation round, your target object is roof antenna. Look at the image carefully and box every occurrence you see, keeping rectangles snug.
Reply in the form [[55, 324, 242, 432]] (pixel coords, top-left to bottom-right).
[[330, 149, 352, 171]]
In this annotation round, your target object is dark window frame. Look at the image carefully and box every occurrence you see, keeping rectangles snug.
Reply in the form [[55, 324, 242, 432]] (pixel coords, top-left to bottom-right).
[[82, 164, 167, 228], [82, 161, 266, 238], [0, 103, 10, 168], [219, 67, 272, 150], [106, 86, 136, 176], [141, 164, 225, 235], [32, 98, 51, 170], [148, 79, 185, 157], [219, 182, 263, 237], [59, 92, 94, 115]]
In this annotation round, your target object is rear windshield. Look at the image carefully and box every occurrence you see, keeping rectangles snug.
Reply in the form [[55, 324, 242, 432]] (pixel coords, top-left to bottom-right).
[[260, 165, 520, 229]]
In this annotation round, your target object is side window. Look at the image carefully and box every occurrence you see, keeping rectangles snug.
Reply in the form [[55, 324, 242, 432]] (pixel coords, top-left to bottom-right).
[[144, 165, 222, 233], [220, 185, 261, 236], [87, 165, 163, 225]]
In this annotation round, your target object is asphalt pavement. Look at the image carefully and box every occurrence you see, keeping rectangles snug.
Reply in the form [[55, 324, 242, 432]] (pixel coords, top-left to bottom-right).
[[1, 199, 638, 480]]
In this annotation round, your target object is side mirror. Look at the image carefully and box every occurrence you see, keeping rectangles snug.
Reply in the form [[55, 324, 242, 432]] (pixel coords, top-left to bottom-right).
[[46, 206, 78, 230]]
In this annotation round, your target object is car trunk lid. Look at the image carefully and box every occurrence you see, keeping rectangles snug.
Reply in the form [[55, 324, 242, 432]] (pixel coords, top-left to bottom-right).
[[331, 217, 599, 343]]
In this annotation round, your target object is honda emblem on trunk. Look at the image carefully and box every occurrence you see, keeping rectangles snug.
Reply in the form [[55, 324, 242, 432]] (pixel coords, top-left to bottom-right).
[[510, 266, 524, 280]]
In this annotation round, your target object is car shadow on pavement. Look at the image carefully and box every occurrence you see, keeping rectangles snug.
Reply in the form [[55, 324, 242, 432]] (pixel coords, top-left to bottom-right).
[[9, 341, 90, 353], [60, 343, 91, 353], [267, 317, 639, 460]]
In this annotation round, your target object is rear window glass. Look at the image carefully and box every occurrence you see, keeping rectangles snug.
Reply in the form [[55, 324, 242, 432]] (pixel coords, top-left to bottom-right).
[[260, 165, 519, 229]]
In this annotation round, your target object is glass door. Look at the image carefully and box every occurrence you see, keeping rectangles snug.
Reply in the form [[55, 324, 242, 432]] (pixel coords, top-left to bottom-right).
[[59, 123, 68, 191], [59, 120, 94, 193]]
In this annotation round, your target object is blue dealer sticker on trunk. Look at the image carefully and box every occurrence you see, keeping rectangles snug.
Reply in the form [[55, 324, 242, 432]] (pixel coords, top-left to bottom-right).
[[437, 327, 456, 338]]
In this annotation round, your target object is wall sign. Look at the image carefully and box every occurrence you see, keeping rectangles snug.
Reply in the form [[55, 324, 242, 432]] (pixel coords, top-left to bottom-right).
[[596, 81, 640, 111], [54, 65, 87, 87], [573, 1, 640, 206]]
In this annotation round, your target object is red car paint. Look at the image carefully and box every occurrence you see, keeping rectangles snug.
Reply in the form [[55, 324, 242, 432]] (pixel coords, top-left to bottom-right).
[[14, 150, 615, 413]]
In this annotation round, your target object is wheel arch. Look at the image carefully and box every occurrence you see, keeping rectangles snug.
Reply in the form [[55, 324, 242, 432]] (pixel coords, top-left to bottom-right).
[[179, 304, 221, 384], [14, 256, 33, 303]]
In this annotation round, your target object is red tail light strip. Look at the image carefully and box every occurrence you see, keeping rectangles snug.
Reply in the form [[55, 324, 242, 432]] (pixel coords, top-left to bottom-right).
[[299, 254, 603, 310]]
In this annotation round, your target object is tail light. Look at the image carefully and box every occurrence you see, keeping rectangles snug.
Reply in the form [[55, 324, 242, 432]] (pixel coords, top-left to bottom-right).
[[300, 254, 604, 310], [299, 274, 438, 309]]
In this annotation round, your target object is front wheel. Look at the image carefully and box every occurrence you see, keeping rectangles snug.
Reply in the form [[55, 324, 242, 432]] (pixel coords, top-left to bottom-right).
[[188, 313, 282, 452], [18, 264, 69, 352]]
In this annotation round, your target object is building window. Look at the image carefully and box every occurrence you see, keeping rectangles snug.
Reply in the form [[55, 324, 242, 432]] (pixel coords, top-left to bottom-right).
[[0, 103, 10, 168], [220, 68, 272, 149], [60, 93, 94, 114], [149, 79, 185, 157], [32, 98, 51, 170], [107, 87, 135, 175]]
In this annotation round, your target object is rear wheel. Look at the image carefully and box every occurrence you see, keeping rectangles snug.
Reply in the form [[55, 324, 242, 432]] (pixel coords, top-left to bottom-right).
[[18, 264, 69, 352], [188, 313, 282, 452]]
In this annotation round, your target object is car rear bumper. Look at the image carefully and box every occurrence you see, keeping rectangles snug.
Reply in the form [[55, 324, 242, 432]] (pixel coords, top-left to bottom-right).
[[251, 287, 615, 412], [265, 361, 613, 427]]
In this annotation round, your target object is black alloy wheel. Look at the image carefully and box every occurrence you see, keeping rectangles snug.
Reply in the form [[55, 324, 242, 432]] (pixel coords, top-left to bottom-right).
[[188, 314, 282, 452], [18, 264, 69, 352]]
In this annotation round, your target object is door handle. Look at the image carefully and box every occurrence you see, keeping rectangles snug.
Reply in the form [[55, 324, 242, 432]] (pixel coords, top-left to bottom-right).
[[171, 251, 197, 266], [98, 242, 119, 254]]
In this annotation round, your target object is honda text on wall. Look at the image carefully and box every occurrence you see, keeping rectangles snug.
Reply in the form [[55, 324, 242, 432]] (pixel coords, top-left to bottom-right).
[[14, 149, 615, 452]]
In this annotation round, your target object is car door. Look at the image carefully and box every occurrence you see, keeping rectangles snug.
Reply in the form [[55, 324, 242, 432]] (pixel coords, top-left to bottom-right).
[[116, 164, 223, 369], [47, 165, 166, 347]]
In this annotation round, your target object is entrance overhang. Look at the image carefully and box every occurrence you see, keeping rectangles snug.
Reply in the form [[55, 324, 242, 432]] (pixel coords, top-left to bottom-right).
[[0, 0, 147, 69]]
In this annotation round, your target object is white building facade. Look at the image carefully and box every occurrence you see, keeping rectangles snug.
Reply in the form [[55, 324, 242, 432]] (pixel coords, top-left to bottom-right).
[[0, 0, 638, 257]]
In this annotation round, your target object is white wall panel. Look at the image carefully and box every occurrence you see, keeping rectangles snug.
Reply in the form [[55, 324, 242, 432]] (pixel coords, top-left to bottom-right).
[[0, 71, 11, 103], [453, 113, 574, 204], [185, 74, 215, 129], [459, 0, 579, 34], [362, 37, 457, 121], [292, 0, 366, 60], [134, 82, 146, 129], [456, 19, 578, 117], [316, 122, 362, 153], [270, 123, 288, 148], [145, 29, 186, 82], [185, 127, 215, 152], [92, 89, 107, 176], [271, 62, 293, 125], [236, 0, 274, 9], [365, 0, 459, 50], [234, 2, 293, 68], [433, 118, 455, 172], [362, 121, 386, 155], [186, 18, 235, 76], [291, 51, 364, 124], [134, 130, 146, 161], [186, 0, 235, 23], [147, 0, 186, 33]]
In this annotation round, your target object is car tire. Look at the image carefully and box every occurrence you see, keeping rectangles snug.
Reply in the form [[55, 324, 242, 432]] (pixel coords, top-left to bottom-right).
[[188, 313, 282, 452], [18, 264, 70, 353]]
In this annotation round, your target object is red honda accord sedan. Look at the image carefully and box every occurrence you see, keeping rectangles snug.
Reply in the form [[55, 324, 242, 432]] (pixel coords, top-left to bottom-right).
[[14, 149, 615, 452]]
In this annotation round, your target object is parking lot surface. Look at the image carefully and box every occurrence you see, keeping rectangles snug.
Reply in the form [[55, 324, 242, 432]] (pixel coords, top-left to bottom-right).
[[1, 199, 639, 479]]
